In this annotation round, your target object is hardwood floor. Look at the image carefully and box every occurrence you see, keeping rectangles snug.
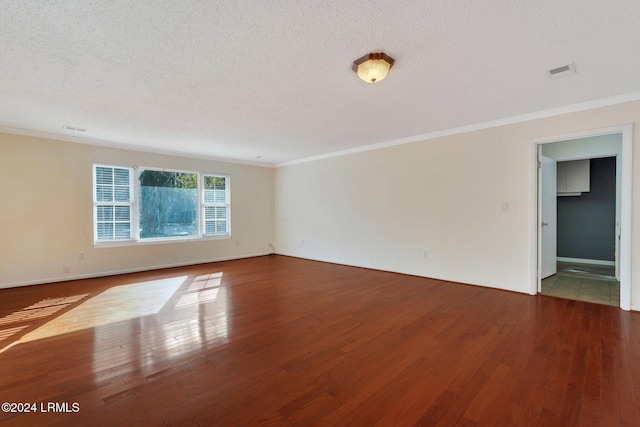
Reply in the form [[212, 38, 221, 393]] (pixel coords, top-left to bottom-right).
[[0, 255, 639, 426]]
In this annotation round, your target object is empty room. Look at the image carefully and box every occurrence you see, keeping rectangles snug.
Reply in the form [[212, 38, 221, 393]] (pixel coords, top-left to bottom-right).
[[1, 1, 640, 426]]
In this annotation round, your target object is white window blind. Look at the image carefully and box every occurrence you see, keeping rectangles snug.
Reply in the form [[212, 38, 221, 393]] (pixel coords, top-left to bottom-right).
[[94, 165, 133, 240], [203, 175, 230, 235]]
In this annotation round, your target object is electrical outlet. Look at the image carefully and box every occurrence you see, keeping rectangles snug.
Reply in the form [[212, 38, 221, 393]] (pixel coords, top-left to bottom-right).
[[79, 252, 85, 260], [422, 250, 428, 258], [63, 266, 71, 274]]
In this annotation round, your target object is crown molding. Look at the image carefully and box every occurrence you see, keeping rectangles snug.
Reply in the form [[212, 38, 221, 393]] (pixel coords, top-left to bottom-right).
[[276, 90, 640, 167], [0, 125, 273, 168]]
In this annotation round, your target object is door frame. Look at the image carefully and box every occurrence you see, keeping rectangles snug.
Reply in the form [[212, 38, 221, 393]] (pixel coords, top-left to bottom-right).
[[529, 124, 632, 310]]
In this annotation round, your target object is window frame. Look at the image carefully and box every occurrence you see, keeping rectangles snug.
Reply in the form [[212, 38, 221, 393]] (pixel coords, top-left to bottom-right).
[[93, 164, 231, 247], [202, 173, 231, 238], [93, 165, 135, 243]]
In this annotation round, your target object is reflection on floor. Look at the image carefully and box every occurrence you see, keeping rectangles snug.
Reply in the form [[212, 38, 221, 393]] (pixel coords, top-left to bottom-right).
[[541, 261, 620, 307]]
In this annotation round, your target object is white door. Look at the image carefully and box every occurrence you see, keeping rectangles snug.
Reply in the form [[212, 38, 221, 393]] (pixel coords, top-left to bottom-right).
[[540, 155, 557, 281]]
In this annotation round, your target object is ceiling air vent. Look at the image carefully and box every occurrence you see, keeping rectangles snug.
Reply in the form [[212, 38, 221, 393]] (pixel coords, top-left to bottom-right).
[[63, 125, 87, 132], [548, 63, 576, 79]]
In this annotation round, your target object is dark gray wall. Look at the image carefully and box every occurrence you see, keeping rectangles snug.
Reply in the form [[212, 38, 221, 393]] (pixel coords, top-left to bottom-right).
[[557, 157, 616, 261]]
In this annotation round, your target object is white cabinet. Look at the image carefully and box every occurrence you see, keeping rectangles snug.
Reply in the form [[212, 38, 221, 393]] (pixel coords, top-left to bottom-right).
[[557, 159, 590, 195]]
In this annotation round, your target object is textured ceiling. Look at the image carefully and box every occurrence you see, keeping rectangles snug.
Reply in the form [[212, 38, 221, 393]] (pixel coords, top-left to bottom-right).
[[1, 1, 640, 165]]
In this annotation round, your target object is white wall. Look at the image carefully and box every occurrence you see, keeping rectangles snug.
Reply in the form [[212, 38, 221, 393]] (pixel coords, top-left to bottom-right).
[[0, 132, 275, 288], [275, 100, 640, 309], [276, 126, 528, 292]]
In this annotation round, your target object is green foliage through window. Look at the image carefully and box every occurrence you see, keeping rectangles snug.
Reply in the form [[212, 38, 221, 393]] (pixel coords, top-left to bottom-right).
[[139, 170, 198, 239]]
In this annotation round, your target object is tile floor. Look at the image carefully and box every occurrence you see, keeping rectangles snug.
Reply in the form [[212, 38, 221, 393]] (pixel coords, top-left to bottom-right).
[[541, 261, 620, 307]]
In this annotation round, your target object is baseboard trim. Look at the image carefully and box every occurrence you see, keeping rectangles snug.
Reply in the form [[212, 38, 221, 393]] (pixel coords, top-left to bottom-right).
[[0, 252, 271, 290], [276, 253, 526, 295], [557, 257, 615, 266]]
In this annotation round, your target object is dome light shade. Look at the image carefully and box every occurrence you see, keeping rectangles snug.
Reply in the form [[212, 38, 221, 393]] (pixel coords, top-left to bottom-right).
[[352, 52, 395, 83]]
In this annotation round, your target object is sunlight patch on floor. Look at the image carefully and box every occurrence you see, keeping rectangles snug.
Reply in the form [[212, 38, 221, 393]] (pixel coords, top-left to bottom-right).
[[18, 276, 187, 342]]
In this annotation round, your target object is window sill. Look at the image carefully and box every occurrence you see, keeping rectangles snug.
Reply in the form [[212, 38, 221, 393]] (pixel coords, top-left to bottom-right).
[[94, 234, 231, 248]]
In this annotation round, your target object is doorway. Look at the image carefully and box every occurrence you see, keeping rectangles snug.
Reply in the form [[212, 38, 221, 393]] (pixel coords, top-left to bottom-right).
[[532, 125, 632, 310]]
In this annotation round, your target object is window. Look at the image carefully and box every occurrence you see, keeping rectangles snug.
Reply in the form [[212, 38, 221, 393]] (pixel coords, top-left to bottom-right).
[[94, 166, 133, 240], [93, 164, 230, 244], [203, 175, 229, 235], [138, 169, 198, 239]]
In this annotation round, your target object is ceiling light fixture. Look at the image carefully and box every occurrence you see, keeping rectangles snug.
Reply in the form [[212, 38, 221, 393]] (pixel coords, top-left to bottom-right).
[[352, 52, 395, 83]]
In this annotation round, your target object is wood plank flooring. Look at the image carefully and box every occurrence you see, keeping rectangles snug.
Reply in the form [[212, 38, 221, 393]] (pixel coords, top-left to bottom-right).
[[0, 255, 639, 426]]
